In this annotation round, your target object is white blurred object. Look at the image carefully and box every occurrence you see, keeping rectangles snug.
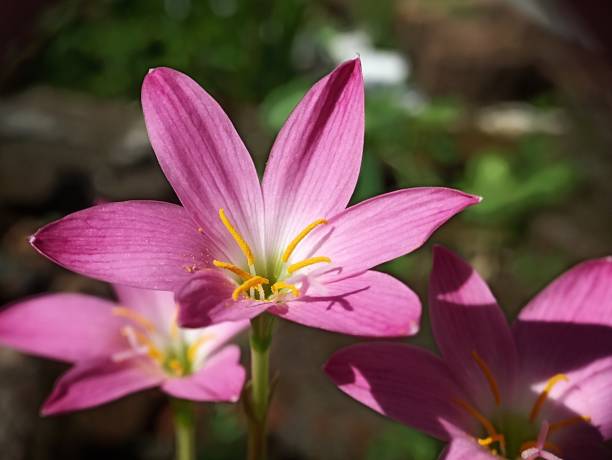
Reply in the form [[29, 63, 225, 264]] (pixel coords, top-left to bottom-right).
[[327, 31, 410, 86], [476, 102, 566, 137]]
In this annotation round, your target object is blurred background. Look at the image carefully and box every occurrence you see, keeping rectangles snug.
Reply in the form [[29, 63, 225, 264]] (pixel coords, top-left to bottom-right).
[[1, 0, 611, 459]]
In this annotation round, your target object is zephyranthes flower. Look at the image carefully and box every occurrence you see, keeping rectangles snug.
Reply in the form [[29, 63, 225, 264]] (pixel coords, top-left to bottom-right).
[[29, 59, 478, 336], [0, 285, 247, 414], [326, 247, 612, 459]]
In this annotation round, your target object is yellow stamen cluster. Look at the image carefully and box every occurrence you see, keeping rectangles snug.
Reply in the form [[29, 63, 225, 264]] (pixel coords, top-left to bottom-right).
[[114, 309, 213, 377], [455, 352, 589, 458], [213, 209, 331, 301]]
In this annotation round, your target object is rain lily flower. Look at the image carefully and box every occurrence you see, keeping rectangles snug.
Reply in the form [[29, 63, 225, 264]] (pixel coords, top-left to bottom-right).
[[0, 285, 248, 414], [326, 247, 612, 459], [29, 58, 479, 337]]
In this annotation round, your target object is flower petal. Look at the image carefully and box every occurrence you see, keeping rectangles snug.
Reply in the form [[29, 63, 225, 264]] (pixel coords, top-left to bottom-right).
[[113, 285, 176, 332], [517, 258, 612, 325], [0, 293, 124, 363], [185, 320, 249, 363], [42, 357, 163, 415], [162, 345, 245, 402], [262, 59, 364, 257], [439, 438, 496, 460], [31, 201, 206, 290], [513, 258, 612, 391], [324, 343, 474, 441], [176, 270, 270, 327], [142, 67, 264, 263], [271, 270, 420, 337], [290, 188, 480, 274], [429, 246, 518, 409]]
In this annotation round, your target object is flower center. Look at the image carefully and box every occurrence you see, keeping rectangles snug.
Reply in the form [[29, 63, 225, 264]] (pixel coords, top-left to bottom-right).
[[213, 208, 331, 302], [455, 351, 590, 459], [111, 307, 212, 377]]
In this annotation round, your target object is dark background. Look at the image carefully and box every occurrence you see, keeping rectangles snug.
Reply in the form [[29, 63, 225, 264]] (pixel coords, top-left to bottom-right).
[[1, 0, 611, 459]]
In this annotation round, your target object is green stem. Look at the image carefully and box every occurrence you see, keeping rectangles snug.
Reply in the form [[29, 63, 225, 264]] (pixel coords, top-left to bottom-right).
[[247, 314, 274, 460], [172, 399, 196, 460]]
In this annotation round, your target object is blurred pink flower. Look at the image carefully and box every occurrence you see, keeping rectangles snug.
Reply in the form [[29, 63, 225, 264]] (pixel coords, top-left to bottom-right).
[[326, 247, 612, 459], [29, 59, 479, 337], [0, 285, 248, 415]]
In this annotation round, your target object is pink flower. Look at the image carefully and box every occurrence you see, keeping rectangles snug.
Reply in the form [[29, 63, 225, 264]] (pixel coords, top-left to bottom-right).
[[325, 247, 612, 459], [0, 285, 248, 415], [29, 59, 479, 337]]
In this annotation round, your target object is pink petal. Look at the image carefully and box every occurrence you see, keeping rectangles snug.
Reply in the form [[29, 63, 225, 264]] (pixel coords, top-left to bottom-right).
[[513, 258, 612, 411], [271, 270, 420, 337], [31, 201, 206, 290], [439, 438, 496, 460], [324, 343, 474, 441], [142, 67, 264, 263], [290, 188, 480, 275], [517, 258, 612, 325], [262, 59, 364, 257], [42, 357, 163, 415], [190, 320, 249, 359], [429, 246, 518, 409], [0, 293, 124, 363], [176, 270, 270, 327], [162, 345, 245, 402], [113, 284, 176, 332]]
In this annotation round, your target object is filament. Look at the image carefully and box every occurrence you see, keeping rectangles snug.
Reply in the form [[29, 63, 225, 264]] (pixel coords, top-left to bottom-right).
[[271, 281, 300, 298], [213, 260, 252, 280], [232, 276, 269, 300], [455, 399, 506, 455], [529, 374, 568, 422], [219, 208, 255, 266], [281, 219, 327, 262], [112, 307, 157, 332], [471, 351, 501, 405], [287, 256, 331, 274]]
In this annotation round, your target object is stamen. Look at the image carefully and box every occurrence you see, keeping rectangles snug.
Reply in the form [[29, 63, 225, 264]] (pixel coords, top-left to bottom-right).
[[122, 328, 164, 363], [548, 415, 590, 433], [187, 334, 214, 363], [281, 219, 328, 263], [169, 359, 184, 376], [219, 208, 255, 266], [529, 374, 568, 422], [471, 351, 501, 405], [271, 281, 300, 298], [287, 256, 331, 274], [112, 307, 156, 332], [232, 276, 269, 301], [213, 260, 252, 280], [455, 399, 506, 455]]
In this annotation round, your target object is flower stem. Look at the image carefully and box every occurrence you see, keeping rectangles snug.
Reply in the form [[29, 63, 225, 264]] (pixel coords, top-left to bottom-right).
[[247, 314, 274, 460], [172, 399, 196, 460]]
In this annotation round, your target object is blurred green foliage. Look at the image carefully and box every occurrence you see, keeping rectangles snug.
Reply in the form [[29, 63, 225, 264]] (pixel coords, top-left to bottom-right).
[[366, 424, 441, 460]]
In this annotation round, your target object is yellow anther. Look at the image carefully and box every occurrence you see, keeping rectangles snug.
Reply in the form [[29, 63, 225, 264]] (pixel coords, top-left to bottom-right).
[[213, 260, 252, 280], [478, 433, 505, 447], [219, 208, 255, 266], [113, 307, 156, 332], [471, 351, 501, 405], [187, 334, 214, 363], [271, 281, 300, 298], [281, 219, 327, 263], [287, 256, 331, 275], [549, 415, 590, 433], [232, 276, 269, 301], [169, 359, 184, 376], [529, 374, 568, 422], [455, 399, 506, 455]]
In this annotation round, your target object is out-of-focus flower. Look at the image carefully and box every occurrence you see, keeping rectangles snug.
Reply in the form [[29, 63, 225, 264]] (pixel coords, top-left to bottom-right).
[[0, 285, 248, 415], [326, 247, 612, 459], [29, 59, 479, 337]]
